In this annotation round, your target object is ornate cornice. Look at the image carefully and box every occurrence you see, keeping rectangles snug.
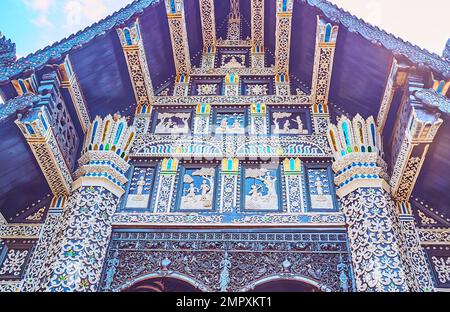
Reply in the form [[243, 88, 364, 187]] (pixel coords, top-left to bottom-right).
[[131, 134, 332, 158], [0, 224, 41, 239], [418, 228, 450, 245], [152, 94, 311, 105], [415, 88, 450, 115], [0, 93, 39, 125]]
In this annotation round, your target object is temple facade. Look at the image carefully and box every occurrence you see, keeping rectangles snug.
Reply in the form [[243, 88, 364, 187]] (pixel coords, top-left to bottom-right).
[[0, 0, 449, 292]]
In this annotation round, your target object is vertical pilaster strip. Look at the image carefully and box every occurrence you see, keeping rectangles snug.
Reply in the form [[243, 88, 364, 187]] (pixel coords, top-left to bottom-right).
[[224, 73, 240, 96], [117, 19, 154, 127], [45, 114, 135, 292], [219, 159, 239, 213], [397, 202, 435, 291], [389, 87, 444, 202], [283, 158, 304, 213], [311, 17, 339, 134], [193, 103, 211, 135], [59, 56, 91, 134], [154, 158, 179, 213], [328, 114, 409, 291], [227, 0, 241, 41], [250, 103, 267, 135], [165, 0, 191, 75], [274, 0, 293, 75], [200, 0, 216, 69], [251, 0, 265, 68]]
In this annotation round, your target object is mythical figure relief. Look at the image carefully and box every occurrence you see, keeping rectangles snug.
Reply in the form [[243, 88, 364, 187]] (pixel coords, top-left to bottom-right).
[[215, 113, 245, 134], [272, 112, 308, 135], [246, 84, 268, 96], [245, 168, 279, 211], [221, 55, 245, 68], [180, 167, 215, 210], [154, 112, 191, 135], [307, 168, 334, 210], [197, 84, 218, 95], [125, 167, 154, 209]]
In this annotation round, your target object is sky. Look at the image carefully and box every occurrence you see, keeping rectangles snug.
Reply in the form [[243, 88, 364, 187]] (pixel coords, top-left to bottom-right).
[[0, 0, 448, 58]]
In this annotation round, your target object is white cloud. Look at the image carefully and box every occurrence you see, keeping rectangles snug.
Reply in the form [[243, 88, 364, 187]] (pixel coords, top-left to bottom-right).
[[31, 14, 53, 28], [22, 0, 55, 12]]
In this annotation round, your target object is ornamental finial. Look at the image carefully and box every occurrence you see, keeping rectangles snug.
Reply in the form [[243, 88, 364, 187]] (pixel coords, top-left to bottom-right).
[[0, 32, 16, 67]]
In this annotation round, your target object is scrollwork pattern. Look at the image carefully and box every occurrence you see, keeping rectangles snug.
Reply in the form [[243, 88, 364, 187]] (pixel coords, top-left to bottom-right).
[[340, 187, 409, 291], [46, 186, 119, 292]]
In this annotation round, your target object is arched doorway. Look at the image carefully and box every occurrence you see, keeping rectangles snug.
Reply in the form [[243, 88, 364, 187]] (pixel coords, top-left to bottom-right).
[[123, 276, 202, 292]]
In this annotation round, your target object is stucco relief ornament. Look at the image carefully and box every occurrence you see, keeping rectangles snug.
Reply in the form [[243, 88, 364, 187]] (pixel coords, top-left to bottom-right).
[[247, 84, 268, 96], [431, 256, 450, 283], [197, 84, 218, 95], [0, 249, 29, 276]]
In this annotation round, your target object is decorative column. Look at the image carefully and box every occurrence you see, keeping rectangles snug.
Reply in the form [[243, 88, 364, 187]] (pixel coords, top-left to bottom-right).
[[193, 103, 211, 135], [327, 114, 409, 291], [165, 0, 191, 75], [389, 87, 444, 202], [396, 202, 434, 291], [219, 158, 239, 213], [250, 102, 267, 135], [15, 72, 80, 196], [153, 158, 179, 213], [21, 196, 67, 292], [274, 0, 293, 76], [311, 17, 339, 134], [59, 55, 91, 134], [45, 114, 135, 292], [224, 73, 240, 96], [283, 158, 304, 213], [117, 19, 154, 134], [173, 73, 190, 96], [199, 0, 216, 69], [251, 0, 265, 68]]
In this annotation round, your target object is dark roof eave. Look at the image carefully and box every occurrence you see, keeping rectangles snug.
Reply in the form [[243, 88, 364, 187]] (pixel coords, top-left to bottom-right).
[[308, 0, 450, 78], [0, 0, 161, 83]]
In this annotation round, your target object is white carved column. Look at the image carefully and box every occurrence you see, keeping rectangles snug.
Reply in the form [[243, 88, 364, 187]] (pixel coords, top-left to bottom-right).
[[250, 103, 267, 135], [283, 158, 305, 213], [219, 159, 239, 213], [328, 114, 409, 292], [224, 73, 240, 96], [43, 115, 135, 292], [154, 158, 179, 213], [193, 103, 211, 135]]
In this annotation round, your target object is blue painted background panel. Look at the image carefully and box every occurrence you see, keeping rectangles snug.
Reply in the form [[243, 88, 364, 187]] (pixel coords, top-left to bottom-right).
[[0, 120, 50, 221]]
